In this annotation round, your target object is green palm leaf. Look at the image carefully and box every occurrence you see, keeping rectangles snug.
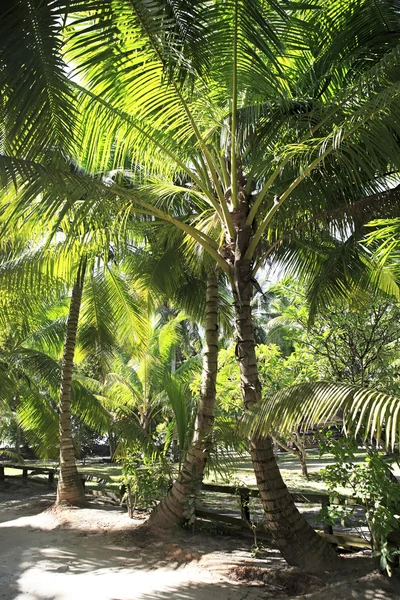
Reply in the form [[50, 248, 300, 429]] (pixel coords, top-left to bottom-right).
[[17, 387, 59, 459], [0, 0, 77, 160], [244, 381, 400, 451], [70, 380, 111, 434]]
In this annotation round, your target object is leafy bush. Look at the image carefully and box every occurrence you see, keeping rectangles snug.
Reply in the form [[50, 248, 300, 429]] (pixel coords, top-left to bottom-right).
[[319, 433, 400, 575], [118, 449, 171, 517]]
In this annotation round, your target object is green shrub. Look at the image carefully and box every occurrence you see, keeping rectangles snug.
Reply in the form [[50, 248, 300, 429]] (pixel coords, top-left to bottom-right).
[[118, 450, 171, 517], [319, 433, 400, 575]]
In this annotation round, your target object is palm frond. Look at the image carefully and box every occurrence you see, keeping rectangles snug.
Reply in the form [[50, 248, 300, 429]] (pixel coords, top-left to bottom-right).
[[113, 414, 161, 459], [244, 381, 400, 451], [0, 0, 77, 160], [71, 380, 111, 434], [17, 388, 59, 459], [164, 375, 192, 453]]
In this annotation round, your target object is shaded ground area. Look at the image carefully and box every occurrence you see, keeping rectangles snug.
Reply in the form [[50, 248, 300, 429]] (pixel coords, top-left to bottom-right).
[[196, 491, 369, 541], [1, 481, 400, 599], [0, 481, 267, 600]]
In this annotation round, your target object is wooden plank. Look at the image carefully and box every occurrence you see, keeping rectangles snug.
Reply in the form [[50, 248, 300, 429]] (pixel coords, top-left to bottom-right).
[[201, 483, 330, 503], [201, 482, 346, 506], [195, 509, 369, 550], [290, 492, 331, 504], [0, 464, 57, 487], [195, 509, 248, 529], [316, 530, 371, 550], [1, 464, 56, 475], [30, 467, 55, 476], [201, 483, 259, 498]]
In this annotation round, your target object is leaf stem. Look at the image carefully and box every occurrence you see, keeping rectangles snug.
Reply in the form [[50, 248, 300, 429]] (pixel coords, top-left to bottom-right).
[[231, 0, 239, 210]]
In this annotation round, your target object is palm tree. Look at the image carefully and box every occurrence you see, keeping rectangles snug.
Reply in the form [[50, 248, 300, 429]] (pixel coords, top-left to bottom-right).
[[0, 227, 144, 503], [55, 252, 145, 503], [123, 234, 226, 521], [124, 233, 235, 519], [3, 0, 400, 569], [57, 258, 87, 503], [0, 256, 114, 464], [102, 308, 199, 453], [149, 268, 220, 526]]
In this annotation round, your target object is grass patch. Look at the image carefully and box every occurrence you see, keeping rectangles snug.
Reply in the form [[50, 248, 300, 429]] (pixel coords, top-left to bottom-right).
[[78, 464, 122, 482], [3, 448, 383, 501]]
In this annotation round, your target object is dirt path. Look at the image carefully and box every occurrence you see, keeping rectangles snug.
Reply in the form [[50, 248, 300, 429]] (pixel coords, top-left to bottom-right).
[[1, 481, 400, 600], [0, 481, 279, 600]]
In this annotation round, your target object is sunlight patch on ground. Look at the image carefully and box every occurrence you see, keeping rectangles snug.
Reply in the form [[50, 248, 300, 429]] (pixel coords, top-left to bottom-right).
[[17, 564, 216, 600]]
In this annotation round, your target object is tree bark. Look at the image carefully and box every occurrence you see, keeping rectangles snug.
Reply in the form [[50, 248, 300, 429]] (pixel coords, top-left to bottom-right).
[[294, 433, 309, 479], [149, 269, 219, 527], [229, 202, 339, 573], [56, 259, 87, 505]]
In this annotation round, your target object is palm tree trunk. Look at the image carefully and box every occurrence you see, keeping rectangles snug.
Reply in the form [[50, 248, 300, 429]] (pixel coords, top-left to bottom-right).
[[56, 259, 87, 505], [14, 426, 21, 455], [149, 269, 219, 527], [108, 430, 117, 461], [232, 253, 339, 572]]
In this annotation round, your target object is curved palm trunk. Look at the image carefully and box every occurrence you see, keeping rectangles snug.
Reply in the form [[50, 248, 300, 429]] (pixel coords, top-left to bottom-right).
[[232, 238, 339, 572], [149, 270, 219, 527], [56, 260, 86, 505]]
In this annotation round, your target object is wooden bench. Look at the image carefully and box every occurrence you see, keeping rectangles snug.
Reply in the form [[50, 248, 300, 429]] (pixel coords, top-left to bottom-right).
[[0, 464, 56, 484]]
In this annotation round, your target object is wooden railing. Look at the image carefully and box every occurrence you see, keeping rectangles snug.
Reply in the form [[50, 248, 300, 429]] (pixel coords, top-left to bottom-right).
[[0, 463, 55, 484], [200, 482, 334, 533], [197, 483, 371, 550], [1, 463, 369, 549]]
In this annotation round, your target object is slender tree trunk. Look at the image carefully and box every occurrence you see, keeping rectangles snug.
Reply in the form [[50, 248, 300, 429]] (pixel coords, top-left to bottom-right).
[[108, 430, 117, 461], [12, 393, 21, 455], [228, 202, 339, 573], [300, 452, 309, 478], [294, 433, 309, 479], [140, 404, 152, 434], [14, 426, 21, 455], [272, 433, 309, 479], [149, 269, 219, 527], [56, 260, 87, 505]]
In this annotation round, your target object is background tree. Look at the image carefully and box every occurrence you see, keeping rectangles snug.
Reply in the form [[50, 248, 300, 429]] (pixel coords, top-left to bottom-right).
[[149, 268, 220, 526], [264, 278, 400, 392]]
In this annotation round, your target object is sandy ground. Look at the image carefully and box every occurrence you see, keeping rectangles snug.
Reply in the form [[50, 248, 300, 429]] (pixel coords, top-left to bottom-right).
[[1, 481, 400, 600]]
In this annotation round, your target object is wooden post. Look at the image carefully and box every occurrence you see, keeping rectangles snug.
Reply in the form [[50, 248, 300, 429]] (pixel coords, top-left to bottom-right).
[[48, 470, 54, 484], [239, 489, 251, 523], [0, 466, 4, 482], [120, 484, 126, 500], [22, 467, 28, 480], [322, 500, 333, 535]]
